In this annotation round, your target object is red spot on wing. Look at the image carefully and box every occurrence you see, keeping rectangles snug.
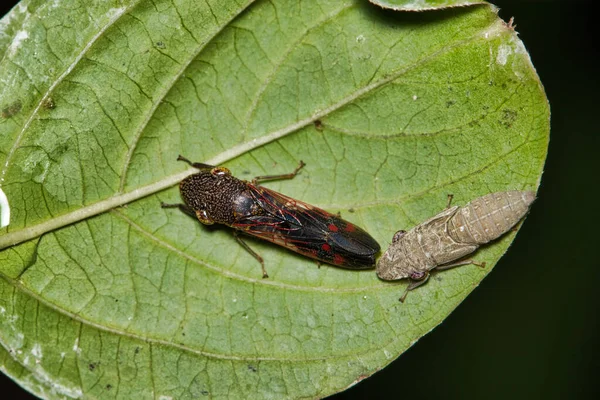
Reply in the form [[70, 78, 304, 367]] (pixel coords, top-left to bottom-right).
[[328, 223, 339, 232], [344, 223, 356, 233], [333, 254, 345, 265], [321, 243, 332, 252]]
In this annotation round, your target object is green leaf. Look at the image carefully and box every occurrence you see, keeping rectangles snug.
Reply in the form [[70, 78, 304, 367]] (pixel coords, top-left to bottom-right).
[[0, 0, 548, 398], [368, 0, 488, 11]]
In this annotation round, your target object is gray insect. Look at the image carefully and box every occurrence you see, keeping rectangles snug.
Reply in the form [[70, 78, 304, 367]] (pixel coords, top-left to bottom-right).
[[377, 191, 536, 302]]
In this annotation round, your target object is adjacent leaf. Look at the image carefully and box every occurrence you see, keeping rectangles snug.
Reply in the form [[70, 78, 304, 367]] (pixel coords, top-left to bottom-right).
[[0, 0, 549, 399], [369, 0, 487, 11]]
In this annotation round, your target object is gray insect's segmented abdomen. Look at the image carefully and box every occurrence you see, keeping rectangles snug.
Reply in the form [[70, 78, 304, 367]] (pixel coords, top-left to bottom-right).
[[448, 191, 536, 245]]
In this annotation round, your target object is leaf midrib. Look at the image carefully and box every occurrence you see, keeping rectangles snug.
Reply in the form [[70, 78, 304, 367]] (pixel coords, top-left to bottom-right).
[[119, 0, 260, 191], [0, 17, 506, 251]]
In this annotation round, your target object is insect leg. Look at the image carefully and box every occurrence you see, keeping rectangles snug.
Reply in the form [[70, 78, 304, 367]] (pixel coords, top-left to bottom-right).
[[233, 231, 269, 279], [400, 273, 431, 303], [176, 155, 214, 170], [435, 259, 487, 272], [161, 202, 196, 218], [252, 161, 306, 185], [445, 194, 454, 209]]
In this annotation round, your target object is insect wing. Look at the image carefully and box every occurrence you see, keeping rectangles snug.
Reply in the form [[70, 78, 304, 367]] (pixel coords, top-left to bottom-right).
[[233, 185, 379, 268], [254, 185, 381, 265]]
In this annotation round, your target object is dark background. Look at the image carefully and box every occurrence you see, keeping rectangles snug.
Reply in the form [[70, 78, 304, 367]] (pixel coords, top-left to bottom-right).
[[334, 1, 600, 399], [1, 1, 597, 399]]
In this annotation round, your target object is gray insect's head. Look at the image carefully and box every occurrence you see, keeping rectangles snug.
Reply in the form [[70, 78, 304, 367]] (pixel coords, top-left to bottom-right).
[[376, 253, 413, 281], [376, 243, 410, 281], [376, 230, 412, 281]]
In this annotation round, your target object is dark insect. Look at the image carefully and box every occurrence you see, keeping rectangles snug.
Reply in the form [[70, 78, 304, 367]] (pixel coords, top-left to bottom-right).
[[162, 156, 380, 278], [376, 191, 535, 302]]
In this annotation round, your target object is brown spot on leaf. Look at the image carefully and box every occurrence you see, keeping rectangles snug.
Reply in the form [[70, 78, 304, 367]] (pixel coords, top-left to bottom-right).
[[314, 119, 324, 131], [2, 100, 22, 118], [501, 108, 518, 128], [42, 97, 55, 110]]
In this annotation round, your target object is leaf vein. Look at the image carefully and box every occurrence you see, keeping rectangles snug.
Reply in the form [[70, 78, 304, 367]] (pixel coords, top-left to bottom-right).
[[118, 0, 259, 192], [0, 5, 132, 185]]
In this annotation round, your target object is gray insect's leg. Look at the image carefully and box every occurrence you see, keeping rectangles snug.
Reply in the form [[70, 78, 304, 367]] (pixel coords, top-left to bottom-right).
[[400, 273, 431, 303], [233, 231, 269, 279], [177, 155, 213, 170], [252, 161, 306, 185], [161, 202, 196, 218], [445, 194, 454, 209], [435, 259, 487, 272]]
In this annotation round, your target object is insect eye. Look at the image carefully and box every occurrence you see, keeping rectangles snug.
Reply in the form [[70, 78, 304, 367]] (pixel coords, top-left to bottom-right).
[[410, 271, 426, 281], [392, 230, 407, 243], [196, 209, 214, 225], [211, 167, 231, 177]]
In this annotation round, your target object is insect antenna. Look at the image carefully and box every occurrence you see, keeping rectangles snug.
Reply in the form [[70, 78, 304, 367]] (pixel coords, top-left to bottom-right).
[[177, 155, 214, 170]]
